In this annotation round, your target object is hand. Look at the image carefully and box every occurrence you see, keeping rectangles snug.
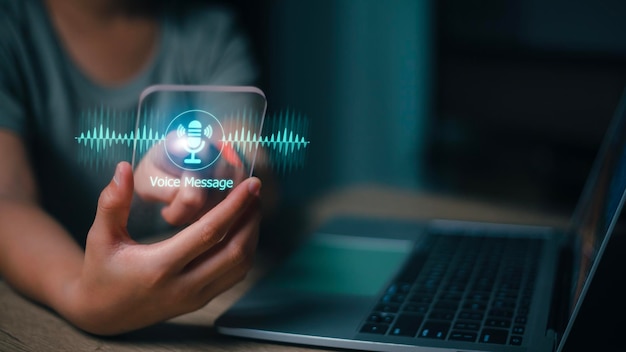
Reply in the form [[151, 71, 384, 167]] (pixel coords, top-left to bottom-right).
[[134, 140, 247, 226], [64, 161, 261, 335]]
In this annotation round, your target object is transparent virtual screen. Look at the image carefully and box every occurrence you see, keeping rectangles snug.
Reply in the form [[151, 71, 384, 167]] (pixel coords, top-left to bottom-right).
[[128, 86, 265, 233]]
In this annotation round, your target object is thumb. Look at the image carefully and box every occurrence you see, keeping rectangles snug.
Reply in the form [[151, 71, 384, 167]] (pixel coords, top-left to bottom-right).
[[91, 162, 134, 242]]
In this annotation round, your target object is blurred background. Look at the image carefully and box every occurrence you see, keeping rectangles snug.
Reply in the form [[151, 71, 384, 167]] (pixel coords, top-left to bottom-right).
[[213, 1, 626, 345], [222, 0, 626, 227]]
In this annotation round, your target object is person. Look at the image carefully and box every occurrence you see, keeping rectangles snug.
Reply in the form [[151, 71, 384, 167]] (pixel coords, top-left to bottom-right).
[[0, 0, 263, 335]]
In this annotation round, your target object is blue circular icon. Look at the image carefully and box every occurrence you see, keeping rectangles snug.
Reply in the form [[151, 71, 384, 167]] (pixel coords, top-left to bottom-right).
[[164, 109, 224, 171]]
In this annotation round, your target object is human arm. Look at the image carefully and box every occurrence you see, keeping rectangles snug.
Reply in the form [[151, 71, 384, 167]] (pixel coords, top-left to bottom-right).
[[0, 130, 262, 335], [0, 130, 85, 315]]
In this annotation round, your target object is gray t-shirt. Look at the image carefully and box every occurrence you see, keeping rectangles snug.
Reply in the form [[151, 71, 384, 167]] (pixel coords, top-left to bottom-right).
[[0, 0, 257, 241]]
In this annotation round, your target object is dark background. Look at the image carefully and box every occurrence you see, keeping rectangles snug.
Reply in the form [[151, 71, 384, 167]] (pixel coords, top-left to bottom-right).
[[430, 0, 626, 214], [223, 0, 626, 217], [216, 1, 626, 349]]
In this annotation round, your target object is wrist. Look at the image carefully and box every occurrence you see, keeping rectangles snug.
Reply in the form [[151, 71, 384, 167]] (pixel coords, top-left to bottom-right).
[[49, 267, 92, 329]]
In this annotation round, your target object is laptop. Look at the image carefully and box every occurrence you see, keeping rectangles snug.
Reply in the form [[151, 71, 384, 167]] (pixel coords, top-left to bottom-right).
[[215, 89, 626, 352]]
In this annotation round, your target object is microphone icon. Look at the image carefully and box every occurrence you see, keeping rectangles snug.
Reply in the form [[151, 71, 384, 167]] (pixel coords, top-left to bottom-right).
[[182, 120, 206, 164], [165, 109, 222, 171]]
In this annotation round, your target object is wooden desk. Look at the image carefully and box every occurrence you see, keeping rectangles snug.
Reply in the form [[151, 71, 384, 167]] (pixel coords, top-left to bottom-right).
[[0, 185, 568, 352]]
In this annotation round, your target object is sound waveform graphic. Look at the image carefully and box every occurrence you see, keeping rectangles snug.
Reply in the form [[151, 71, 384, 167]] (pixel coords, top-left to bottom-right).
[[222, 128, 309, 154], [75, 125, 165, 153], [75, 108, 310, 174], [224, 109, 310, 173], [75, 106, 167, 171]]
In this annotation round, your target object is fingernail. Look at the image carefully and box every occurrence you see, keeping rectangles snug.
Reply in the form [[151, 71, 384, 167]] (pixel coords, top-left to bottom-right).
[[113, 163, 122, 185], [248, 177, 261, 197]]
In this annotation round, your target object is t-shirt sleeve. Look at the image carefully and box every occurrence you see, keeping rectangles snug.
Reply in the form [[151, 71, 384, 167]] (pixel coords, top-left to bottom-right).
[[0, 5, 27, 137]]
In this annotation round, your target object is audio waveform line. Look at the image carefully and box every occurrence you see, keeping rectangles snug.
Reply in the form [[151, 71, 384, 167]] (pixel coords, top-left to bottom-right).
[[75, 108, 310, 174], [75, 126, 309, 155], [75, 124, 166, 154], [222, 128, 310, 155], [263, 109, 310, 173]]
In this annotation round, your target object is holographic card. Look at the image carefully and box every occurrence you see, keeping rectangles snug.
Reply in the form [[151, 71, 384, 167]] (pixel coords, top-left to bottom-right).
[[130, 85, 266, 227]]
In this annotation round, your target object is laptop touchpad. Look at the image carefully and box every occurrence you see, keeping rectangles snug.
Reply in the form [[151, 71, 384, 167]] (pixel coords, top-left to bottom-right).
[[266, 234, 413, 296]]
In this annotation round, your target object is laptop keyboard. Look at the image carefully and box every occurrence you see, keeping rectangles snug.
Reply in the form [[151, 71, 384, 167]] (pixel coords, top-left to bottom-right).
[[359, 233, 542, 347]]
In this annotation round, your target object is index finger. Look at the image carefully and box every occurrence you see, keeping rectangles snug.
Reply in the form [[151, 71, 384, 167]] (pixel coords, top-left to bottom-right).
[[161, 176, 262, 268]]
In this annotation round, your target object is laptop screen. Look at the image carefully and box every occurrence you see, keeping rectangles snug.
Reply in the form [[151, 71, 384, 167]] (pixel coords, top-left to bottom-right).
[[566, 89, 626, 339]]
